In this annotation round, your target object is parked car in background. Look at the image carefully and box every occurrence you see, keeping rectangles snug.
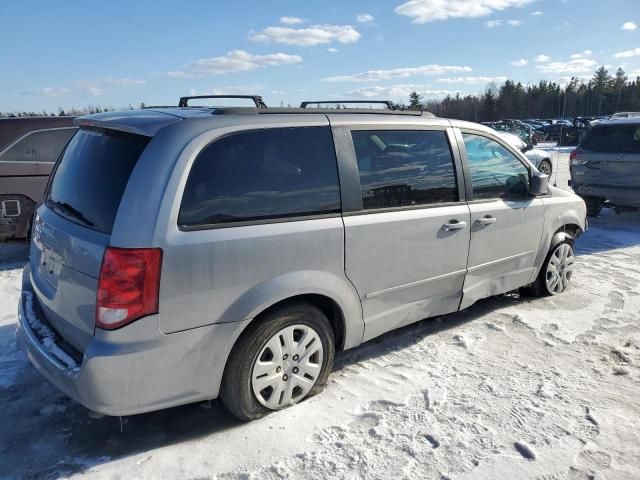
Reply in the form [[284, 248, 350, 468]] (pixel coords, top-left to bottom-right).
[[0, 127, 77, 240], [496, 131, 558, 185], [570, 118, 640, 216], [0, 116, 75, 151], [17, 98, 586, 421], [609, 112, 640, 120]]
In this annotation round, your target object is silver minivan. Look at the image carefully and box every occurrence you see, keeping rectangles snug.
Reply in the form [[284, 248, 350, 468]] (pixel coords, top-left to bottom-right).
[[17, 98, 587, 421]]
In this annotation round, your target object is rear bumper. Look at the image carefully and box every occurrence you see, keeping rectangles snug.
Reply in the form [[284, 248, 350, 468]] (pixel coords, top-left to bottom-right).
[[17, 265, 250, 416], [572, 184, 640, 208]]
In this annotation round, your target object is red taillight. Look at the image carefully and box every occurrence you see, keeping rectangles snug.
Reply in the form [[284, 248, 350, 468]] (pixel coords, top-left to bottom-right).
[[570, 148, 587, 166], [96, 247, 162, 330], [569, 149, 578, 161]]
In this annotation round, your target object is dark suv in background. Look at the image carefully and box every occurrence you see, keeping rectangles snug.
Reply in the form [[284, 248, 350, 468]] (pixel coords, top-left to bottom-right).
[[0, 124, 77, 240], [570, 118, 640, 216]]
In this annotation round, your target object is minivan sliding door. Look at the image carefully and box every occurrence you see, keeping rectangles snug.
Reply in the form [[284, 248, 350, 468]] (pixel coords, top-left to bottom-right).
[[333, 124, 470, 342]]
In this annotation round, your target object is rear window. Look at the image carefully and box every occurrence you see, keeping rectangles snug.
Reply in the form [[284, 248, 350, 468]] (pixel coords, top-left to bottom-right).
[[46, 128, 149, 234], [179, 127, 341, 228], [582, 124, 640, 153], [0, 128, 77, 162]]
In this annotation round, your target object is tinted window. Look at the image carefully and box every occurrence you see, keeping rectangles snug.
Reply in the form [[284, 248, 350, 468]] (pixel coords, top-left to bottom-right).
[[47, 128, 149, 234], [352, 130, 458, 209], [0, 128, 77, 162], [582, 124, 640, 153], [179, 127, 340, 227], [463, 133, 530, 200]]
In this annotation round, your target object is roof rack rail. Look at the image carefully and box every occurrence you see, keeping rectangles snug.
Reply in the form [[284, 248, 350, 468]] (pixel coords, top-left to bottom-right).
[[178, 95, 267, 108], [300, 100, 397, 110]]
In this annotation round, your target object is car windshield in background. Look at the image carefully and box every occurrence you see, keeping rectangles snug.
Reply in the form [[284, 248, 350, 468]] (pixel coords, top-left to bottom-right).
[[582, 124, 640, 154], [46, 128, 149, 234]]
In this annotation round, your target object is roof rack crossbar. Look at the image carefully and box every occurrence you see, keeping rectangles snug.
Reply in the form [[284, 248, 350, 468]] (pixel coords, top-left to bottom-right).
[[300, 100, 397, 110], [178, 95, 267, 108]]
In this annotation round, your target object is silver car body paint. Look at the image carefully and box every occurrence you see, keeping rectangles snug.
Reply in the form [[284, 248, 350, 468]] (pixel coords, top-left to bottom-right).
[[17, 108, 587, 416]]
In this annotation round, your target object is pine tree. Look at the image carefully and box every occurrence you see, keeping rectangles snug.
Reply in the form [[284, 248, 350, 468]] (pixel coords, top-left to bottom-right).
[[592, 66, 613, 115], [408, 91, 423, 111]]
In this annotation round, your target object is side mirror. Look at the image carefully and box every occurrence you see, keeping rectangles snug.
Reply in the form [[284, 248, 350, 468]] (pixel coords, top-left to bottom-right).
[[529, 171, 549, 196], [521, 144, 534, 153]]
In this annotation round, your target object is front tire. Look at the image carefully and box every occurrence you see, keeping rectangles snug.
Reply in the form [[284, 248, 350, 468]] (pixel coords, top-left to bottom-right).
[[531, 240, 576, 296], [538, 159, 552, 176], [221, 302, 335, 421]]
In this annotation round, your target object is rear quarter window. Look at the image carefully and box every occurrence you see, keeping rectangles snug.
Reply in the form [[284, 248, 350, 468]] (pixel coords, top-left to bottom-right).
[[179, 127, 341, 228], [47, 128, 149, 234]]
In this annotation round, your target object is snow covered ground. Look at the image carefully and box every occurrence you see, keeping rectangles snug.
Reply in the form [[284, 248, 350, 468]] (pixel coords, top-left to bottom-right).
[[1, 154, 640, 480]]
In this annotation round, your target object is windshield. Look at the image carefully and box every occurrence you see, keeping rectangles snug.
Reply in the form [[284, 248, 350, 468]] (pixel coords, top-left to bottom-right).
[[46, 128, 149, 234]]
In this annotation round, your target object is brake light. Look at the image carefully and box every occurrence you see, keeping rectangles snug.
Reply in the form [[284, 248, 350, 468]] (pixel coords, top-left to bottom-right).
[[569, 149, 578, 161], [570, 148, 587, 166], [96, 247, 162, 330]]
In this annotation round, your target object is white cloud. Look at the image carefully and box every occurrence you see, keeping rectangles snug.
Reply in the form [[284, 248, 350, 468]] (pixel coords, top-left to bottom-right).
[[394, 0, 534, 24], [280, 16, 305, 25], [196, 85, 263, 95], [21, 87, 70, 97], [534, 54, 551, 63], [570, 49, 593, 59], [323, 64, 472, 82], [630, 69, 640, 78], [436, 75, 507, 84], [614, 47, 640, 59], [511, 58, 527, 66], [166, 50, 303, 77], [81, 86, 104, 97], [621, 21, 637, 31], [486, 19, 502, 28], [357, 13, 374, 23], [536, 58, 597, 75], [250, 24, 361, 46], [344, 84, 454, 100], [507, 19, 522, 26], [530, 10, 543, 15], [327, 47, 339, 53]]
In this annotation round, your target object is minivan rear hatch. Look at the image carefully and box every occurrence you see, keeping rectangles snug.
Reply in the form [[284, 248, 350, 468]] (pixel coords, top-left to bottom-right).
[[578, 123, 640, 188], [30, 127, 150, 353]]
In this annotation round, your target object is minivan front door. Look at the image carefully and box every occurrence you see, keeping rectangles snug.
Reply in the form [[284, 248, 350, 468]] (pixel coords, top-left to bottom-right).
[[335, 125, 470, 341], [458, 131, 545, 309]]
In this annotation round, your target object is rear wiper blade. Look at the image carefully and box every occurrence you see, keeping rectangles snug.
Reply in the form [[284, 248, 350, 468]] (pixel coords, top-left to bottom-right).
[[47, 200, 95, 227]]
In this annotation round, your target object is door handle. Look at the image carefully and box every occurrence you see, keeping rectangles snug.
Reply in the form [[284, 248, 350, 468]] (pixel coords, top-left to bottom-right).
[[442, 220, 468, 231], [475, 216, 497, 226]]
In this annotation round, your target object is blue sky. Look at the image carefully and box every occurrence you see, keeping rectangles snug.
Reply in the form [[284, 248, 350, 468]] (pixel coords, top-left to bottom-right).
[[1, 0, 639, 112]]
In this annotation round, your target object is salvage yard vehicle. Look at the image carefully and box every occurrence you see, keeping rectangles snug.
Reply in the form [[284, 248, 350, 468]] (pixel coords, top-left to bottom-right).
[[17, 96, 587, 421], [0, 127, 77, 240], [570, 117, 640, 216]]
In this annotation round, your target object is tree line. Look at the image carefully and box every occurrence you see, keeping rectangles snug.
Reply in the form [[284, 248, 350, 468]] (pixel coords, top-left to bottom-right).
[[0, 103, 146, 118], [401, 66, 640, 121], [3, 66, 640, 121]]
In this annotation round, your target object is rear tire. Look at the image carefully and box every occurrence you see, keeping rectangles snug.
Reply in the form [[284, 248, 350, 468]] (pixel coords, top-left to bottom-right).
[[221, 302, 335, 421], [529, 239, 575, 297], [582, 196, 604, 217]]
